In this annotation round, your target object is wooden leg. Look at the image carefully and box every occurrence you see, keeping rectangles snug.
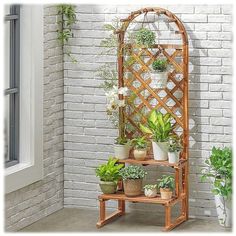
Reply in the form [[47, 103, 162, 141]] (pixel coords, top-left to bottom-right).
[[118, 200, 125, 215], [96, 199, 124, 228], [164, 205, 171, 230]]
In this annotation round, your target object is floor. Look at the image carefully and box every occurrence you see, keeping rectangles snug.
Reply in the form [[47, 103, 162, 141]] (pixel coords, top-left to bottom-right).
[[20, 208, 231, 232]]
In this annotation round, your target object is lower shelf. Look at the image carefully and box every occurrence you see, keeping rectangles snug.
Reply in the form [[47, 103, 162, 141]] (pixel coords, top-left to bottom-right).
[[99, 191, 178, 205]]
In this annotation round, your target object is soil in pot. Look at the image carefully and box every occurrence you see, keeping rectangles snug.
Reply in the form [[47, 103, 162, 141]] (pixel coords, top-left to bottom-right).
[[114, 144, 130, 160], [133, 148, 147, 161], [123, 179, 143, 197], [160, 188, 172, 199], [152, 141, 168, 161], [99, 181, 117, 194]]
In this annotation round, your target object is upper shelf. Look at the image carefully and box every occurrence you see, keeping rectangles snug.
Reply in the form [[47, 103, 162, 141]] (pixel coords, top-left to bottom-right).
[[117, 157, 187, 168]]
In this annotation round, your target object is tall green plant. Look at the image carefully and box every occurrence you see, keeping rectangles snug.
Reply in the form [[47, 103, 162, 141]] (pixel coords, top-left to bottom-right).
[[201, 147, 232, 199], [140, 110, 173, 142], [57, 4, 77, 63]]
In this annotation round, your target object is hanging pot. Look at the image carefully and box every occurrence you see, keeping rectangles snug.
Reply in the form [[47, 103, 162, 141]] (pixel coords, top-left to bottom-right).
[[215, 195, 232, 228], [152, 141, 168, 161], [149, 72, 168, 89], [114, 144, 130, 160]]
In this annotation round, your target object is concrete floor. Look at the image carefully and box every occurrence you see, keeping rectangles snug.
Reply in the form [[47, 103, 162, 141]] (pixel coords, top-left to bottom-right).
[[20, 208, 231, 232]]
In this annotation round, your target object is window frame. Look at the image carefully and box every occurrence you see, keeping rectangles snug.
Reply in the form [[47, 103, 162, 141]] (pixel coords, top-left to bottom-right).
[[4, 5, 21, 167]]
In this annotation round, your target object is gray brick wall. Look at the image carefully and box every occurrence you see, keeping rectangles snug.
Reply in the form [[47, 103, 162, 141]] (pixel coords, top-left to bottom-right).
[[5, 6, 64, 231], [64, 4, 232, 219]]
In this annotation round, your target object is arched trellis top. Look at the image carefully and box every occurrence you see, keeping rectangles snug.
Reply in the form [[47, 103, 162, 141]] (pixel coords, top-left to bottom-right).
[[115, 7, 188, 45]]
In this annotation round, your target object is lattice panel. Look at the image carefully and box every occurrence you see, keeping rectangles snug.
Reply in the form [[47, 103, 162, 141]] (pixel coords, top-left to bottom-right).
[[123, 44, 185, 139]]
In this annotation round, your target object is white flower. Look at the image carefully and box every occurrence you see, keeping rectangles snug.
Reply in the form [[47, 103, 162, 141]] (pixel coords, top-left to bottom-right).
[[118, 100, 126, 107], [118, 86, 129, 96]]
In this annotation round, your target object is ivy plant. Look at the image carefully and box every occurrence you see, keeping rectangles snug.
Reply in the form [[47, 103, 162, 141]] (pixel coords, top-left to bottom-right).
[[119, 165, 147, 180], [158, 175, 175, 191], [95, 157, 124, 182], [201, 146, 232, 199], [135, 28, 156, 47], [57, 4, 77, 63]]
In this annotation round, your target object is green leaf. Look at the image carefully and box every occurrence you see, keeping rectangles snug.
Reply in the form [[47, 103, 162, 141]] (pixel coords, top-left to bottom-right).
[[140, 124, 152, 134]]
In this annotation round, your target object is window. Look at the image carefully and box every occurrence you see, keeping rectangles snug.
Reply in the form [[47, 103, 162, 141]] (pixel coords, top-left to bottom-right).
[[4, 5, 20, 167], [5, 5, 43, 193]]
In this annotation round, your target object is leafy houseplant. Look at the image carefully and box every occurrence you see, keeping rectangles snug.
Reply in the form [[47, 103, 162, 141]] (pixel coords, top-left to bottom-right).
[[114, 136, 130, 160], [135, 28, 156, 48], [131, 137, 148, 161], [143, 184, 157, 198], [95, 158, 124, 194], [140, 110, 174, 161], [158, 175, 175, 199], [201, 147, 232, 227], [167, 136, 183, 164], [119, 165, 147, 197], [150, 59, 169, 89]]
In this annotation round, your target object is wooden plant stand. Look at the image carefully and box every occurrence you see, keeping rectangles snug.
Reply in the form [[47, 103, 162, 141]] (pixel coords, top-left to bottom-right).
[[97, 7, 189, 231]]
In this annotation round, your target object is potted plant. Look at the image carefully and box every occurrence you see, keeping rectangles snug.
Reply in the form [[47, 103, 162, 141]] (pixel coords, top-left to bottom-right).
[[114, 136, 130, 160], [143, 184, 157, 198], [140, 110, 173, 161], [201, 147, 232, 228], [135, 28, 156, 48], [131, 136, 148, 161], [149, 59, 169, 89], [119, 165, 147, 197], [95, 157, 124, 194], [158, 175, 175, 200], [167, 136, 182, 164]]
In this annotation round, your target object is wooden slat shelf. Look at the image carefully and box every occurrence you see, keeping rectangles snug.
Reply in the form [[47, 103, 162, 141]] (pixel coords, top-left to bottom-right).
[[99, 192, 177, 205], [117, 157, 187, 168]]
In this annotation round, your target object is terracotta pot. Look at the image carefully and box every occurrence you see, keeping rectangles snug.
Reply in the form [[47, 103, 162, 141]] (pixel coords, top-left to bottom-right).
[[99, 181, 117, 194], [160, 188, 173, 199], [114, 144, 130, 160], [144, 188, 157, 198], [152, 141, 168, 161], [123, 179, 143, 197], [133, 148, 147, 161]]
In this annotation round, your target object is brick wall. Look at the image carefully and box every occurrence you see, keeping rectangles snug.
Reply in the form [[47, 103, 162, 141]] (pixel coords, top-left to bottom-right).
[[5, 6, 64, 231], [64, 4, 232, 219]]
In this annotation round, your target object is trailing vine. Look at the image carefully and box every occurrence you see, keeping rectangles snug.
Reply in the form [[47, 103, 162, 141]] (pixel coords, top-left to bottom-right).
[[57, 4, 77, 63]]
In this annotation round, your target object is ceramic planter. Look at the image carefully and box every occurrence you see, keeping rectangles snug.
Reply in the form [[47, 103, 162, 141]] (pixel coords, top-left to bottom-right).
[[160, 188, 173, 199], [99, 181, 117, 194], [114, 144, 130, 160], [133, 148, 147, 161], [149, 72, 168, 89], [123, 179, 143, 197], [215, 195, 232, 228], [144, 188, 157, 198], [152, 141, 168, 161], [168, 151, 180, 164]]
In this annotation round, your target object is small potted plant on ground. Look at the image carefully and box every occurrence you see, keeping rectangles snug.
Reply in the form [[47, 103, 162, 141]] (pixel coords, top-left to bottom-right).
[[201, 146, 232, 228], [114, 136, 130, 160], [140, 110, 173, 161], [143, 184, 157, 198], [167, 136, 182, 164], [135, 28, 156, 48], [131, 136, 148, 161], [95, 157, 124, 194], [158, 175, 174, 200], [150, 58, 169, 89], [119, 165, 147, 197]]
